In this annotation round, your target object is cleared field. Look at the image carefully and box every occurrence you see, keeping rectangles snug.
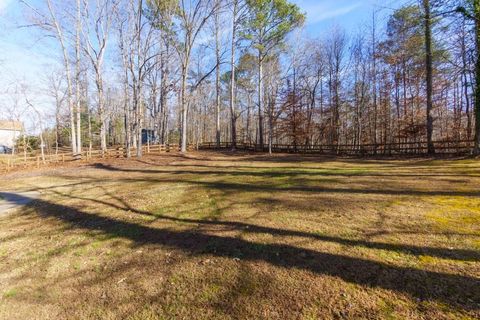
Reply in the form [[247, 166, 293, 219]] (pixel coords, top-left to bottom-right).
[[0, 152, 479, 319]]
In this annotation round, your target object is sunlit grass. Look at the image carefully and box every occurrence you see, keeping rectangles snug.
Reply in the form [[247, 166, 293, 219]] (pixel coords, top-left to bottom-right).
[[0, 152, 479, 319]]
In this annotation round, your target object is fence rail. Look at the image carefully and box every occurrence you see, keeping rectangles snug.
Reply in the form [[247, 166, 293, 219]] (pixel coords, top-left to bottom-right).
[[199, 141, 476, 156], [0, 144, 190, 173], [2, 141, 474, 174]]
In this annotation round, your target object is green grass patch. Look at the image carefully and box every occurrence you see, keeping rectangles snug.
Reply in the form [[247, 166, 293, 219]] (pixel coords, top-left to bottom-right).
[[3, 288, 18, 298]]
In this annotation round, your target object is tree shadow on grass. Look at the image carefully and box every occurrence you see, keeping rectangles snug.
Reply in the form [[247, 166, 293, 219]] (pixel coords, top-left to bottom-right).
[[19, 170, 480, 263], [7, 192, 480, 312], [32, 185, 480, 266], [90, 163, 480, 183], [31, 168, 480, 261], [167, 163, 480, 178], [35, 186, 480, 263], [86, 171, 480, 198], [197, 150, 472, 164]]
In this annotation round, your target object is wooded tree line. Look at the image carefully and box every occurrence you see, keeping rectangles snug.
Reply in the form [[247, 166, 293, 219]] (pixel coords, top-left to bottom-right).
[[18, 0, 480, 156]]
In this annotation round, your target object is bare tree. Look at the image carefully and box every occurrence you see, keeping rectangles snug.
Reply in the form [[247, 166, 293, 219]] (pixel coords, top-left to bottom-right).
[[82, 0, 117, 154], [46, 70, 66, 154], [325, 27, 347, 148], [21, 0, 79, 155], [25, 98, 46, 163], [75, 0, 82, 157], [228, 0, 245, 150], [154, 0, 217, 152], [214, 0, 222, 148]]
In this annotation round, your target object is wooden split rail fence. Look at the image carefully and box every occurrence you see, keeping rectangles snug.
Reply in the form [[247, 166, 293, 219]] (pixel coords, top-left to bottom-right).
[[0, 144, 189, 173], [199, 140, 476, 156]]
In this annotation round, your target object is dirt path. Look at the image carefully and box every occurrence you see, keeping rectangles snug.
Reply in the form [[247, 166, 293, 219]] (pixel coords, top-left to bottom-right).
[[0, 191, 40, 214]]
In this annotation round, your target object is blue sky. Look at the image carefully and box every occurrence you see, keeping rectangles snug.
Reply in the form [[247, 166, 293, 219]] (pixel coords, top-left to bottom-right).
[[292, 0, 408, 35], [0, 0, 408, 81], [0, 0, 408, 129]]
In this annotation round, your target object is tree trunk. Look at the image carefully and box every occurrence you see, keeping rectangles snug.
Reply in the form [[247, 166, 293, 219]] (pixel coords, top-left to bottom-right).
[[246, 93, 251, 143], [97, 72, 107, 153], [55, 93, 61, 155], [371, 12, 378, 154], [88, 106, 93, 153], [229, 0, 238, 150], [181, 63, 188, 152], [268, 99, 273, 154], [424, 0, 435, 154], [160, 42, 169, 145], [258, 52, 264, 150], [124, 87, 131, 158], [136, 83, 143, 157], [46, 0, 77, 156], [75, 0, 82, 158], [215, 6, 221, 148], [474, 0, 480, 154], [460, 18, 472, 141]]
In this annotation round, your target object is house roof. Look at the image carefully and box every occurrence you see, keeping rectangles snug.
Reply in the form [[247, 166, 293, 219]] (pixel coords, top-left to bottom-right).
[[0, 120, 23, 131]]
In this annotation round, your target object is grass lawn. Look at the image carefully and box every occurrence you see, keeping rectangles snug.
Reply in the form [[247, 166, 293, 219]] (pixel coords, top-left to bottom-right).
[[0, 151, 479, 319]]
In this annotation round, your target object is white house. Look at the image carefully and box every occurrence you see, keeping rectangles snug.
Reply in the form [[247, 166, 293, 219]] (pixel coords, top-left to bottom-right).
[[0, 120, 23, 148]]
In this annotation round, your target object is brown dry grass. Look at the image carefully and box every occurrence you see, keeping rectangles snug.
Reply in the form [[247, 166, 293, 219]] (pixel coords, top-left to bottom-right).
[[0, 151, 479, 319]]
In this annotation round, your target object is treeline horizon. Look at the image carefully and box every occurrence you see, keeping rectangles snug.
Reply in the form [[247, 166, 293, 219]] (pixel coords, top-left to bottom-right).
[[7, 0, 480, 156]]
